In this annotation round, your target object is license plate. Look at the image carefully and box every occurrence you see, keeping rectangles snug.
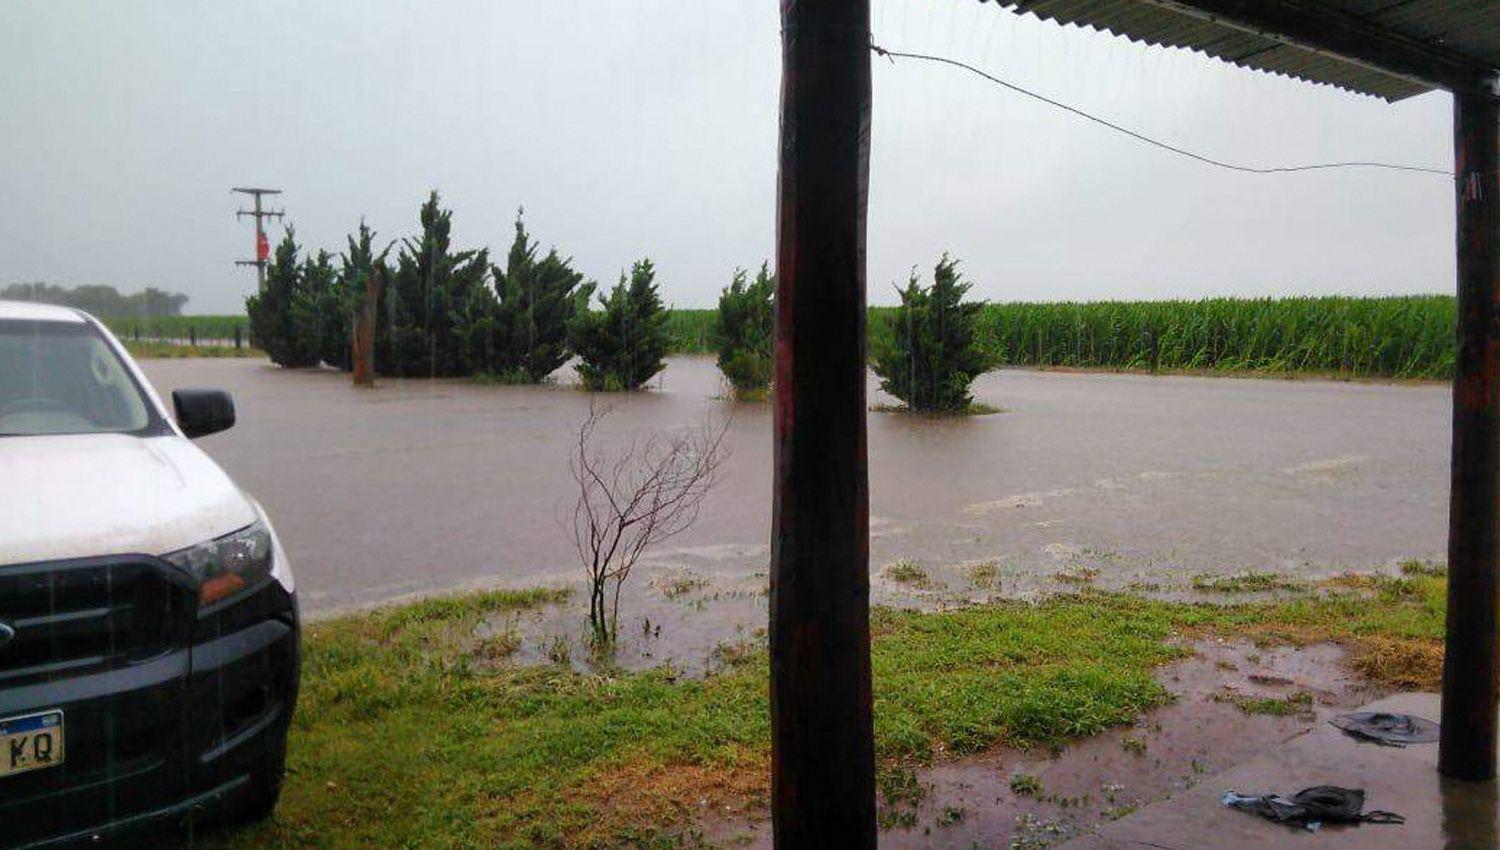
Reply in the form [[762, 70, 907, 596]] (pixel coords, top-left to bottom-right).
[[0, 711, 64, 778]]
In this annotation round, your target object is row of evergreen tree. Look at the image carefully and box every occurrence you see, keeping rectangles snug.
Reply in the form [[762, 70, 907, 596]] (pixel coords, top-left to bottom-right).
[[246, 191, 991, 411], [246, 191, 670, 389], [710, 255, 993, 412]]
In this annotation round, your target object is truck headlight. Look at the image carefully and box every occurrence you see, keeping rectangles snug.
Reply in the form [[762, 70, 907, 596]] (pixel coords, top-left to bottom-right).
[[165, 521, 274, 607]]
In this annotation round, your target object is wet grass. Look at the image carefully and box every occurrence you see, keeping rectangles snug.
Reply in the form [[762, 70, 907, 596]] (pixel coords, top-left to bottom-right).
[[967, 560, 1001, 590], [1215, 690, 1315, 719], [1009, 773, 1044, 796], [203, 573, 1450, 849], [1190, 571, 1306, 594], [870, 401, 1005, 416], [884, 559, 932, 588], [1400, 559, 1447, 578]]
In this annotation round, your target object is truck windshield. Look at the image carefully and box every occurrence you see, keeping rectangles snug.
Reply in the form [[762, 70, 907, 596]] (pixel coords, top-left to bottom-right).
[[0, 319, 153, 436]]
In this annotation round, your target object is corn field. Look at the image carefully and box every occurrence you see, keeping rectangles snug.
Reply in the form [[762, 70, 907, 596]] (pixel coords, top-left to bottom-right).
[[103, 314, 246, 345], [652, 297, 1457, 379], [971, 296, 1455, 380]]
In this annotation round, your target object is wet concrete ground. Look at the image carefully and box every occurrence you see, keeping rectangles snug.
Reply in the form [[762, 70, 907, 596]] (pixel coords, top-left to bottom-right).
[[1068, 691, 1495, 850], [140, 356, 1450, 622]]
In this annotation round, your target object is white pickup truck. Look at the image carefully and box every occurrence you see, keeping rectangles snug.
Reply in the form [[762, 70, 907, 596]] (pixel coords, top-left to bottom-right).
[[0, 300, 300, 848]]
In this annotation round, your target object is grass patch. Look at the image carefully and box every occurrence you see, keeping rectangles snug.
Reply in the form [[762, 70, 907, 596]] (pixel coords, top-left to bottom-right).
[[1191, 572, 1305, 594], [1216, 690, 1315, 718], [1009, 773, 1043, 797], [202, 574, 1452, 849], [870, 402, 1003, 416], [967, 560, 1000, 590], [884, 560, 932, 589], [1400, 559, 1446, 578], [656, 572, 710, 600]]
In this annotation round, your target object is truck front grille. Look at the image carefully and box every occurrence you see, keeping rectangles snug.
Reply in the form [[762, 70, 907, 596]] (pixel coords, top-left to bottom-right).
[[0, 557, 194, 685]]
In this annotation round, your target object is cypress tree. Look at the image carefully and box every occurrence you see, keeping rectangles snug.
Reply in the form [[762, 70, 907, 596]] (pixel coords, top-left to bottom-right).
[[714, 262, 775, 396], [245, 228, 320, 367], [570, 258, 669, 391], [301, 248, 344, 370], [385, 191, 489, 376], [487, 211, 594, 381], [870, 254, 991, 412]]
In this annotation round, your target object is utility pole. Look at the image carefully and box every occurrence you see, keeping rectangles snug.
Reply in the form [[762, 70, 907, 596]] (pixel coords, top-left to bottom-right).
[[770, 0, 876, 846], [233, 187, 285, 288]]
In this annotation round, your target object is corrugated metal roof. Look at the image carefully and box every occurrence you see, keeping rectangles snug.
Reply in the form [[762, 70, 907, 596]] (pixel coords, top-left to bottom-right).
[[981, 0, 1500, 101]]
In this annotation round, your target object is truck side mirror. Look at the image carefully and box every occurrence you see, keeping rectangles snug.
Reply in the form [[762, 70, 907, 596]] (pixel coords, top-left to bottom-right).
[[172, 389, 236, 438]]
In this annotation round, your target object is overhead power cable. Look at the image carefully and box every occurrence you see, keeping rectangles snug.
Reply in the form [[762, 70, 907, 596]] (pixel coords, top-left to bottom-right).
[[871, 44, 1453, 179]]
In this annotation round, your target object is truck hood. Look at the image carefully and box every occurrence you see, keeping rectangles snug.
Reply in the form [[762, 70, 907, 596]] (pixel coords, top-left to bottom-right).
[[0, 433, 256, 566]]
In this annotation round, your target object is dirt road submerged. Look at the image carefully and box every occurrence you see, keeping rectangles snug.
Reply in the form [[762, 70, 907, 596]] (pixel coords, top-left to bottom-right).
[[141, 357, 1450, 618]]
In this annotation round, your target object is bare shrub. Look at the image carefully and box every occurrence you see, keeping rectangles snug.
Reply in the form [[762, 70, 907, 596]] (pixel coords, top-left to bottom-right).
[[567, 403, 728, 646]]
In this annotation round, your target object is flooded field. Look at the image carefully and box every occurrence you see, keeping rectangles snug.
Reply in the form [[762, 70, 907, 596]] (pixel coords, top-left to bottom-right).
[[141, 356, 1450, 627]]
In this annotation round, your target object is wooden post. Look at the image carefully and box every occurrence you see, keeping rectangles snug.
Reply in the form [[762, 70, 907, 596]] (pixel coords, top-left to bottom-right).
[[770, 0, 875, 846], [1441, 89, 1500, 782], [351, 267, 379, 387]]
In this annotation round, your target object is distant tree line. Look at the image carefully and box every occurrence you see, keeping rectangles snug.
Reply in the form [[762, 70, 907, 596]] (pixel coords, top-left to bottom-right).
[[247, 191, 671, 389], [1, 282, 189, 317]]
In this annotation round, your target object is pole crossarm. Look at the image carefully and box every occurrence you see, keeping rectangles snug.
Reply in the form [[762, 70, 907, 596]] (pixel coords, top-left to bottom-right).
[[232, 186, 285, 289]]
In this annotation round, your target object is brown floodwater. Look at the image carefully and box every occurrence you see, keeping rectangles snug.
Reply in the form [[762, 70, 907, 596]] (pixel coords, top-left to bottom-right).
[[139, 356, 1450, 622]]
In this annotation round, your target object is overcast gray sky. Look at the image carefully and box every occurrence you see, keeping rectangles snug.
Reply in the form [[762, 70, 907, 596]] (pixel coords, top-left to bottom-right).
[[1, 0, 1457, 314]]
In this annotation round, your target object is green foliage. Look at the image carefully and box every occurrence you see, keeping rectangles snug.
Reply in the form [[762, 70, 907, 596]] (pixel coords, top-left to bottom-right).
[[471, 211, 594, 381], [714, 263, 775, 396], [382, 191, 490, 377], [245, 228, 321, 368], [300, 249, 346, 371], [2, 282, 189, 317], [870, 255, 991, 412], [570, 259, 669, 391]]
